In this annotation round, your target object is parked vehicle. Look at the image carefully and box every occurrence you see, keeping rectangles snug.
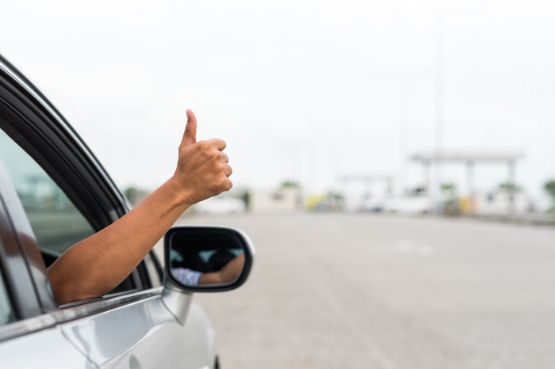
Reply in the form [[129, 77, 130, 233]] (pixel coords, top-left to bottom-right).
[[195, 196, 246, 215], [0, 55, 255, 369], [358, 196, 386, 213], [384, 195, 434, 215]]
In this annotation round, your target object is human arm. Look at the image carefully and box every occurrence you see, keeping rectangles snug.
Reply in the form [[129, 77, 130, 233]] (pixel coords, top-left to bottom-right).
[[47, 110, 232, 304], [198, 254, 245, 285]]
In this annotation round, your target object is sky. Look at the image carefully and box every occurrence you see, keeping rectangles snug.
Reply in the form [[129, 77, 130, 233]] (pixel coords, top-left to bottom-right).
[[1, 0, 555, 204]]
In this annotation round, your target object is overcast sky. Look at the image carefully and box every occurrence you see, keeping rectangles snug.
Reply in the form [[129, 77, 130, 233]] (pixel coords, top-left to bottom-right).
[[1, 0, 555, 203]]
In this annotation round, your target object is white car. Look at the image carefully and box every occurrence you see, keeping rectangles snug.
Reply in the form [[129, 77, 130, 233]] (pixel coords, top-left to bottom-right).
[[384, 196, 434, 215], [0, 55, 255, 369], [196, 197, 246, 215]]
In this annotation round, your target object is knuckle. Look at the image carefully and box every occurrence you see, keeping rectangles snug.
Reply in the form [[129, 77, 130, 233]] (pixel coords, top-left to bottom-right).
[[216, 177, 229, 189], [212, 161, 224, 172], [209, 138, 225, 150], [197, 141, 209, 152]]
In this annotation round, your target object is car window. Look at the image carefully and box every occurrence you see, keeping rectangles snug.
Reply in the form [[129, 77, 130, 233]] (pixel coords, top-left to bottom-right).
[[0, 267, 15, 325], [0, 129, 94, 265], [144, 252, 162, 288]]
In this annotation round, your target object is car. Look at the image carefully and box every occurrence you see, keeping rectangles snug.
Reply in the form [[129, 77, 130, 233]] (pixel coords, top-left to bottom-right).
[[358, 196, 386, 213], [195, 197, 246, 215], [0, 54, 255, 369], [383, 195, 433, 215]]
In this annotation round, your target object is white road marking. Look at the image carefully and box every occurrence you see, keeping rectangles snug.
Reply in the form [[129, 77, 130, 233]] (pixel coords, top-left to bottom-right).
[[398, 240, 413, 252], [398, 241, 434, 256]]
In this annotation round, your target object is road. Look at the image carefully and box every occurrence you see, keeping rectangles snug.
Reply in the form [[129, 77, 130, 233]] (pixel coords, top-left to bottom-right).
[[181, 213, 555, 369]]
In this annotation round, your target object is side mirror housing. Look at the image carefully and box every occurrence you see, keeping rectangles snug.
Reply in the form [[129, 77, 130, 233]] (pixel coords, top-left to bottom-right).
[[164, 226, 255, 292]]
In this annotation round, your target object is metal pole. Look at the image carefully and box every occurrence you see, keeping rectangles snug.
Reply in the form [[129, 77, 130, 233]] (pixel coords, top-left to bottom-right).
[[424, 161, 432, 196], [466, 160, 475, 214], [386, 177, 393, 197], [507, 160, 516, 215], [399, 76, 409, 196], [433, 12, 445, 213], [466, 160, 475, 198]]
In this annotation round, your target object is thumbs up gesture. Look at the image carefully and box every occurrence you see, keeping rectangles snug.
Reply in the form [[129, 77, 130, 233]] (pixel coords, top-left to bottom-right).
[[172, 109, 233, 206]]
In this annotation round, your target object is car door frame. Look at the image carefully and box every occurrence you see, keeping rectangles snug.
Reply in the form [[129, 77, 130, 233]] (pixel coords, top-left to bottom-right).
[[0, 55, 162, 324], [0, 167, 53, 339]]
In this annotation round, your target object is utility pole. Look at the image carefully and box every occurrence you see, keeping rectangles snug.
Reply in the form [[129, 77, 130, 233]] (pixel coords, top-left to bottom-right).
[[432, 11, 445, 213], [399, 76, 410, 196]]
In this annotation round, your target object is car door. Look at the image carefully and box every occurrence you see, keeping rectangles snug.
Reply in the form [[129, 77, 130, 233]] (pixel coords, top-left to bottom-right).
[[0, 147, 89, 368], [0, 56, 216, 369]]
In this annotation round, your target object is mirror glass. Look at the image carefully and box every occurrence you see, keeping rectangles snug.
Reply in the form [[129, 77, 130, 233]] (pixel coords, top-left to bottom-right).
[[167, 228, 247, 289]]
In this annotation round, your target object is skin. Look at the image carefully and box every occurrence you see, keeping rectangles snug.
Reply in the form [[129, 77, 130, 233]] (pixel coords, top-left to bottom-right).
[[198, 254, 245, 285], [47, 109, 232, 304]]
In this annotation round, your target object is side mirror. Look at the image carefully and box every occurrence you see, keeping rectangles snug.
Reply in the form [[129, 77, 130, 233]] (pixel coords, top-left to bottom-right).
[[164, 226, 255, 292]]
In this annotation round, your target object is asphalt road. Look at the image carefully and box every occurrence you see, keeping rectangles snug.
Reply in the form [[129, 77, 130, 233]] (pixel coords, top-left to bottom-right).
[[183, 213, 555, 369]]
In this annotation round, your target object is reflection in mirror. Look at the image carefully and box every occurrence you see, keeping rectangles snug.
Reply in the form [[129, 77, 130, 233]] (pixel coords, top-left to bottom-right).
[[170, 249, 244, 287], [168, 229, 247, 288]]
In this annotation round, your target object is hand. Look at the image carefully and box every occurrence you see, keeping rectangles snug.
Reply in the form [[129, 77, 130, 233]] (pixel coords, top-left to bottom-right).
[[172, 109, 233, 205]]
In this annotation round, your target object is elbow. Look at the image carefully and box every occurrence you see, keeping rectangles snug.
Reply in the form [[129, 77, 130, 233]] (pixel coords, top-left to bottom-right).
[[48, 267, 99, 305]]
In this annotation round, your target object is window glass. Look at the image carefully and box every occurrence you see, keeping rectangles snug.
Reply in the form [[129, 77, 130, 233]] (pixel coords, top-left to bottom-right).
[[144, 252, 161, 288], [0, 267, 14, 325], [0, 129, 94, 265]]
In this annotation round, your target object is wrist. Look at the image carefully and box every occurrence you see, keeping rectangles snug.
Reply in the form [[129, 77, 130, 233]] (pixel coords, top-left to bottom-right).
[[166, 176, 195, 208]]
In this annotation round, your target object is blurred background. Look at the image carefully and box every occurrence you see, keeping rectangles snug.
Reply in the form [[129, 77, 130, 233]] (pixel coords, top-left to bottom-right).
[[2, 0, 555, 368]]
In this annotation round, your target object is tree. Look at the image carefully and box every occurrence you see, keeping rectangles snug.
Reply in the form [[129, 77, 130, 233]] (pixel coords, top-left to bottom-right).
[[498, 182, 521, 193], [280, 180, 301, 189], [239, 189, 251, 211], [123, 186, 139, 201], [123, 186, 149, 206], [327, 191, 344, 202], [440, 183, 459, 216], [440, 183, 457, 197], [544, 180, 555, 212]]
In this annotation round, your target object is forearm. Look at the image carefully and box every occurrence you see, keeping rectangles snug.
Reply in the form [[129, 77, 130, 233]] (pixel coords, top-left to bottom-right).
[[220, 254, 245, 282], [48, 177, 190, 304], [198, 255, 245, 285], [199, 272, 222, 285], [47, 109, 232, 304]]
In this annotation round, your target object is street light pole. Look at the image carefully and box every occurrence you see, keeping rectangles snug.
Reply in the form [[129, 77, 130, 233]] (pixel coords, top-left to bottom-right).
[[433, 11, 445, 213], [399, 76, 409, 196]]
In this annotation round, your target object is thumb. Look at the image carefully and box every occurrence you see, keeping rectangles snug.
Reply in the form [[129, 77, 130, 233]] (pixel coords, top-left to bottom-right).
[[182, 109, 197, 145]]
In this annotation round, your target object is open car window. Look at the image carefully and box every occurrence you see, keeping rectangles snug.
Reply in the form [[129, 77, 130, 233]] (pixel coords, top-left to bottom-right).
[[0, 266, 15, 326], [0, 129, 94, 267], [0, 125, 141, 298]]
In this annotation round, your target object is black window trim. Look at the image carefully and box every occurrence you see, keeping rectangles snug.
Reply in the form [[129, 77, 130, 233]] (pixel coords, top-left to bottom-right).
[[0, 55, 157, 315], [0, 56, 126, 227]]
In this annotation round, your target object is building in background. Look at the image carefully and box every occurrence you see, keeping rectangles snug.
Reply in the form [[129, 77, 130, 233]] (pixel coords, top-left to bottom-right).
[[250, 186, 303, 213]]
